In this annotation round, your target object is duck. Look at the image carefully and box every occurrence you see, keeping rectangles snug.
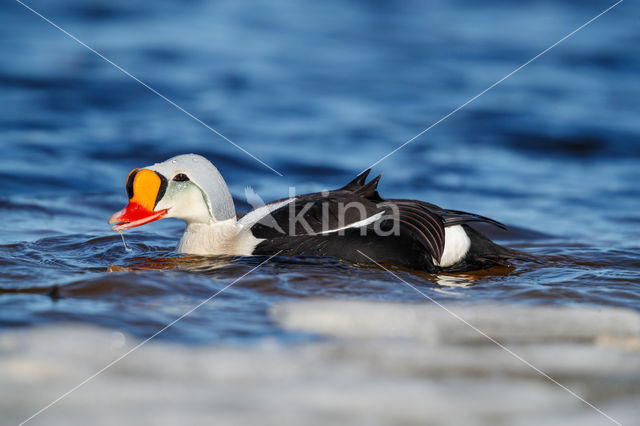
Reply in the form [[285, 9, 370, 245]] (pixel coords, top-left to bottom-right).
[[108, 154, 529, 272]]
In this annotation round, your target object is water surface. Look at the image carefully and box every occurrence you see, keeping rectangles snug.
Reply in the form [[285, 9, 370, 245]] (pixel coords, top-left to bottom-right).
[[1, 0, 639, 344]]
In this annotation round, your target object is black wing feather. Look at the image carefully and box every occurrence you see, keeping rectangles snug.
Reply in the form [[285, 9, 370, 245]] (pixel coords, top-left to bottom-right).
[[385, 200, 445, 261], [439, 209, 507, 230], [339, 169, 371, 191], [388, 199, 506, 230]]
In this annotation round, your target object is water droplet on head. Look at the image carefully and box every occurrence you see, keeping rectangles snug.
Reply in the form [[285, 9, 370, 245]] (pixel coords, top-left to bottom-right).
[[192, 157, 198, 162], [171, 160, 177, 164]]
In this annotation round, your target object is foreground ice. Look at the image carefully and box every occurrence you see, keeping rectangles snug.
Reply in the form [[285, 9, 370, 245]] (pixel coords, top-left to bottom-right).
[[2, 300, 639, 426]]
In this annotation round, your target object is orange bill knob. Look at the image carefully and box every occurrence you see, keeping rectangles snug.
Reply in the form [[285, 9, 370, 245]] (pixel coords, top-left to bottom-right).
[[108, 169, 168, 231]]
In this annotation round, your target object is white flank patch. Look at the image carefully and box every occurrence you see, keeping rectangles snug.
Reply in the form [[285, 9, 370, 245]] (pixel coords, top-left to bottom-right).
[[436, 225, 471, 267], [238, 197, 296, 229]]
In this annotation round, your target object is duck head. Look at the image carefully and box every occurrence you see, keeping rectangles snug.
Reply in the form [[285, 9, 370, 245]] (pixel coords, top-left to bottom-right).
[[108, 154, 235, 231]]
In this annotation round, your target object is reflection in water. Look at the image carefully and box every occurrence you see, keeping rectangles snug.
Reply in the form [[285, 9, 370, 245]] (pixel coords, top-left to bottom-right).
[[108, 254, 234, 273], [434, 274, 476, 288]]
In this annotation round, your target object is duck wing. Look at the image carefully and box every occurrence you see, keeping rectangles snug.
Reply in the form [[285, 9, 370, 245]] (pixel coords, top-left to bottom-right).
[[248, 171, 452, 266]]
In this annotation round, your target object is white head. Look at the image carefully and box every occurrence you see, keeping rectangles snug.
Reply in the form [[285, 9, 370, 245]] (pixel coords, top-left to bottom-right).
[[108, 154, 236, 231]]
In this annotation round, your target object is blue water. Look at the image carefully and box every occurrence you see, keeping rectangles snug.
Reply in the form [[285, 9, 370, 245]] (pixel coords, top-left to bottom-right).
[[1, 0, 639, 342]]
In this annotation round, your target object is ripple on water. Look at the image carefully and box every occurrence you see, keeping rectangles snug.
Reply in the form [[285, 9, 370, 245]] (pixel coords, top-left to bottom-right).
[[1, 226, 639, 341], [0, 0, 639, 345]]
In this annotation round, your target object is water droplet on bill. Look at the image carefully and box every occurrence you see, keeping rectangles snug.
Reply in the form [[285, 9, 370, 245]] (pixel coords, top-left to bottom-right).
[[118, 230, 132, 252]]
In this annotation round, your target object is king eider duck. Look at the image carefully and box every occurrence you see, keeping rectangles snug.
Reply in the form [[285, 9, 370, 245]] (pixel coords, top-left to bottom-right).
[[108, 154, 528, 272]]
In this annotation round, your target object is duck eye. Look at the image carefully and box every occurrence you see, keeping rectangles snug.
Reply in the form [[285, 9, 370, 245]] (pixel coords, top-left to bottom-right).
[[173, 173, 189, 182]]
